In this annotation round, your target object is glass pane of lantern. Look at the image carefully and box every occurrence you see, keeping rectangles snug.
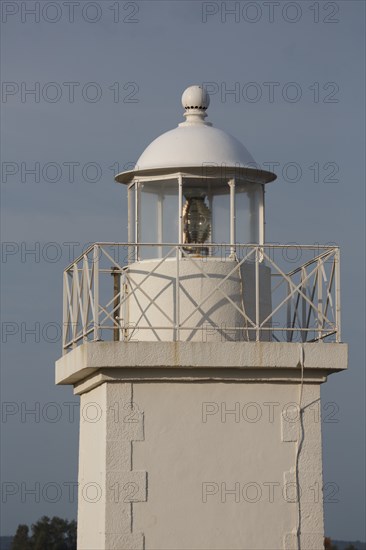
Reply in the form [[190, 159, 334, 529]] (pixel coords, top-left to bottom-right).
[[139, 179, 178, 259], [235, 184, 261, 244], [182, 178, 212, 256], [212, 193, 229, 251], [161, 180, 178, 247]]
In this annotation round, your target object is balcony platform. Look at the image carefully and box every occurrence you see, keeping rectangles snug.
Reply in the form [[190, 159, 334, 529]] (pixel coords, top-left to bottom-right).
[[56, 341, 348, 395]]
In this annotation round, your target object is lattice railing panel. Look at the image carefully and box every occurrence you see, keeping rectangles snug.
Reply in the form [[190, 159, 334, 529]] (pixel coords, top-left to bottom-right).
[[62, 244, 340, 352]]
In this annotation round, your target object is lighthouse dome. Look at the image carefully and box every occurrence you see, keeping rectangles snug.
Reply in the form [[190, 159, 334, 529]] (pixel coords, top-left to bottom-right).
[[136, 124, 256, 171], [115, 86, 276, 184]]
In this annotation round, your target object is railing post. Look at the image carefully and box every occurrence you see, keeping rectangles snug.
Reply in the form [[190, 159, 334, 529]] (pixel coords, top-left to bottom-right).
[[301, 266, 307, 343], [286, 280, 292, 343], [229, 179, 236, 258], [82, 256, 88, 342], [335, 248, 341, 342], [72, 263, 78, 348], [93, 244, 100, 341], [122, 272, 128, 342], [176, 245, 180, 341], [112, 266, 120, 342], [62, 271, 68, 354], [317, 259, 323, 342], [255, 246, 260, 341]]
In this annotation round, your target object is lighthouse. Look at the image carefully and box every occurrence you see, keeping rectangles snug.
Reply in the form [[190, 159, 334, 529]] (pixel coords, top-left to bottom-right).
[[56, 86, 347, 550]]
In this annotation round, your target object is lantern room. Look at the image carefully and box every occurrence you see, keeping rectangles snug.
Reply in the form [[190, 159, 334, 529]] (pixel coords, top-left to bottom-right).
[[115, 86, 276, 259]]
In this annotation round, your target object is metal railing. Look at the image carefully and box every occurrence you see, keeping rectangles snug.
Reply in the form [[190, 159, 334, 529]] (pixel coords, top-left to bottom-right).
[[62, 243, 341, 352]]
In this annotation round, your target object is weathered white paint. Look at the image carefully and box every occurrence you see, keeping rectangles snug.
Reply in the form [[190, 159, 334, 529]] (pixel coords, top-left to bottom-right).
[[131, 382, 324, 550], [77, 383, 145, 550], [56, 341, 348, 387], [72, 374, 330, 550], [57, 340, 347, 549]]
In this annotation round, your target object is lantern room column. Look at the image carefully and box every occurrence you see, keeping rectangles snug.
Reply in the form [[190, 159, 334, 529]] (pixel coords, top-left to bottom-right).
[[229, 178, 236, 257]]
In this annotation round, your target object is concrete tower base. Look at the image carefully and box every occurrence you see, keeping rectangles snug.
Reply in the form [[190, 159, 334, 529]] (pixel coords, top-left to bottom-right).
[[56, 341, 347, 550]]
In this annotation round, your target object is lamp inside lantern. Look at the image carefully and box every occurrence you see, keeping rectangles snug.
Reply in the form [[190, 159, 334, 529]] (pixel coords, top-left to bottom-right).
[[182, 188, 212, 256]]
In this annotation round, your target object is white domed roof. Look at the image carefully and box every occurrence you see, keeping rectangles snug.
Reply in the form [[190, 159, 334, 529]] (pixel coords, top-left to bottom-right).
[[115, 86, 276, 184], [136, 124, 256, 170]]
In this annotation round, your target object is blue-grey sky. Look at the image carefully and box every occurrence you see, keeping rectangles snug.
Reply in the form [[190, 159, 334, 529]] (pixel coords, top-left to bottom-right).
[[1, 0, 365, 541]]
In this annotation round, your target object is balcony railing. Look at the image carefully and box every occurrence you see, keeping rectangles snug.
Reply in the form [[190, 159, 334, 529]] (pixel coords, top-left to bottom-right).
[[62, 243, 341, 353]]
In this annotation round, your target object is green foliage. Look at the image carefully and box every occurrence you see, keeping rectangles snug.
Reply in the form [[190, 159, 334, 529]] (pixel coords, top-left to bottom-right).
[[324, 538, 338, 550], [11, 517, 76, 550], [11, 525, 32, 550]]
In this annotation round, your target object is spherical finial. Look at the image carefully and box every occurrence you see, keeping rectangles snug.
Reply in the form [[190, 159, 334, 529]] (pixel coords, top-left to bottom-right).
[[181, 85, 210, 111]]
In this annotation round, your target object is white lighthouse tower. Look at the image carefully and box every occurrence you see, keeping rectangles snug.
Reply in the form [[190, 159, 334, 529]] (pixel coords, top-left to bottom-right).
[[56, 86, 347, 550]]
